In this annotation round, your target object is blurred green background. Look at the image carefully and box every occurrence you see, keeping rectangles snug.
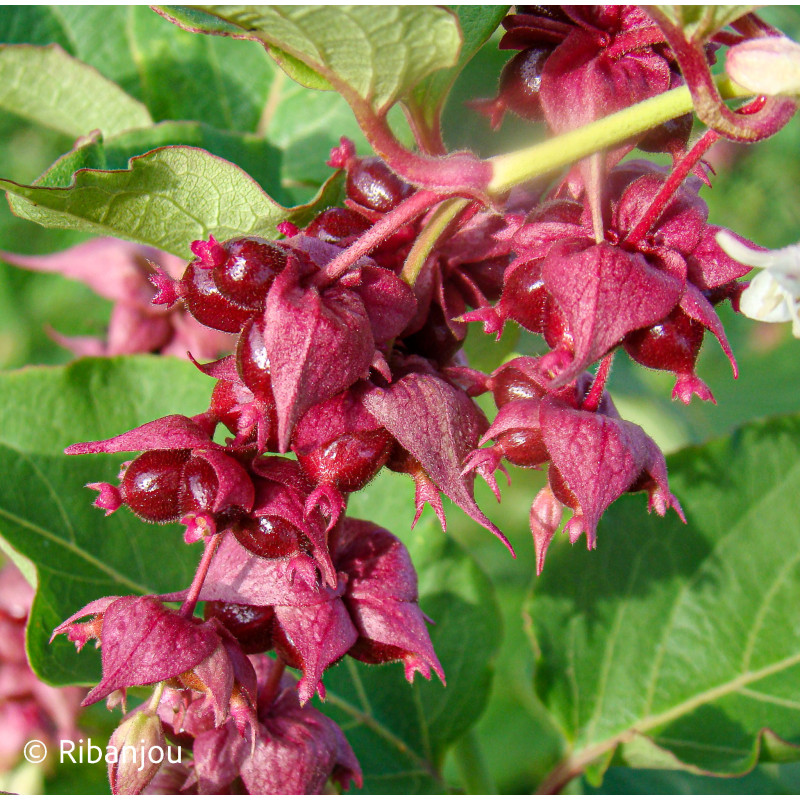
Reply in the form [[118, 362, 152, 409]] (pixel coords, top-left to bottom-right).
[[1, 4, 799, 795]]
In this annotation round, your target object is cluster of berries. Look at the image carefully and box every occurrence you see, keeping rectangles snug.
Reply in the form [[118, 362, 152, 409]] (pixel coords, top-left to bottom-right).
[[52, 5, 774, 793]]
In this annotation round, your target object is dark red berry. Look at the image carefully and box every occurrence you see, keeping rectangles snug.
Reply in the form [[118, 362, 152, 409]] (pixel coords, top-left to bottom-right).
[[489, 364, 548, 408], [297, 429, 393, 494], [496, 428, 549, 468], [346, 157, 412, 213], [232, 515, 310, 560], [623, 308, 704, 374], [209, 380, 256, 442], [548, 464, 579, 509], [179, 261, 253, 333], [497, 47, 551, 121], [121, 450, 190, 523], [236, 316, 274, 401], [501, 264, 550, 333], [179, 455, 219, 513], [204, 601, 275, 654], [638, 113, 693, 156], [543, 298, 573, 352], [212, 238, 287, 310], [305, 207, 370, 245]]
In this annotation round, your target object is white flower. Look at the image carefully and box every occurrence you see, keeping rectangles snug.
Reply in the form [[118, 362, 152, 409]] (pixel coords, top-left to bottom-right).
[[716, 230, 800, 337]]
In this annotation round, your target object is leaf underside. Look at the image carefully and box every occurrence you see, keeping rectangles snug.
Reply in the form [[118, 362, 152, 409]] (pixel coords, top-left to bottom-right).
[[530, 414, 800, 784]]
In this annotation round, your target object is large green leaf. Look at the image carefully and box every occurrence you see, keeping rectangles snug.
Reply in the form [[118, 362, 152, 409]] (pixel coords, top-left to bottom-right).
[[0, 356, 211, 455], [0, 6, 274, 132], [2, 138, 289, 259], [155, 6, 462, 115], [325, 470, 503, 793], [0, 44, 152, 137], [0, 357, 212, 685], [103, 121, 286, 202], [529, 415, 800, 790]]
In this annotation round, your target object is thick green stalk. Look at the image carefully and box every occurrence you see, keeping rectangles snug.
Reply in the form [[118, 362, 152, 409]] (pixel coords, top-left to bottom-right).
[[400, 197, 469, 285], [488, 77, 753, 195]]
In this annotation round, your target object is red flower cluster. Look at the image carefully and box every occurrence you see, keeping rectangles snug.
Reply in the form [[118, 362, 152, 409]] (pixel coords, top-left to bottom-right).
[[51, 5, 785, 793]]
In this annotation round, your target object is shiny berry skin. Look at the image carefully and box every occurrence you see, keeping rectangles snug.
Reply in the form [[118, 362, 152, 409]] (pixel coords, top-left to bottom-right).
[[305, 207, 370, 245], [121, 450, 190, 523], [212, 239, 287, 310], [297, 429, 393, 494], [233, 515, 310, 560], [236, 316, 274, 401], [501, 265, 550, 333], [548, 464, 579, 509], [204, 601, 275, 654], [623, 308, 704, 374], [498, 47, 551, 121], [496, 428, 549, 468], [179, 455, 218, 513], [489, 364, 548, 408], [346, 157, 412, 213], [209, 380, 255, 441], [179, 261, 253, 333]]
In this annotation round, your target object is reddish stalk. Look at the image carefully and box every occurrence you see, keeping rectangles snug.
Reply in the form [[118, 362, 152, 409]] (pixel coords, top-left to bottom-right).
[[354, 108, 492, 200], [179, 532, 222, 618], [582, 352, 615, 412], [321, 190, 444, 282], [624, 130, 719, 246], [625, 96, 768, 247]]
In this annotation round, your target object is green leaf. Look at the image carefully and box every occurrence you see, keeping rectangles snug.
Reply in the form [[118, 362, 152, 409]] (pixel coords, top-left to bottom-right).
[[0, 44, 152, 137], [529, 415, 800, 789], [2, 138, 289, 259], [0, 6, 275, 132], [654, 5, 755, 39], [103, 121, 286, 203], [323, 471, 502, 793], [0, 356, 212, 455], [0, 7, 74, 50], [407, 6, 509, 137], [155, 5, 462, 115], [0, 357, 213, 685]]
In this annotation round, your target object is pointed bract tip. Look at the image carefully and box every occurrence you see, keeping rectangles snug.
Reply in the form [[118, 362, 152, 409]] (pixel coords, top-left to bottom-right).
[[190, 234, 226, 268], [672, 374, 715, 405], [326, 137, 356, 169], [87, 482, 122, 515], [148, 264, 179, 307], [277, 221, 300, 237]]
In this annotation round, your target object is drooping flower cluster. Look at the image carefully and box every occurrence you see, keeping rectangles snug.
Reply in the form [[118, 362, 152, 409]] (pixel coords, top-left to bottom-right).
[[48, 5, 796, 793]]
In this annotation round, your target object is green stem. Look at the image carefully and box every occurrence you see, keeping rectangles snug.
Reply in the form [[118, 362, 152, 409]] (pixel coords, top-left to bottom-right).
[[400, 197, 470, 285], [452, 729, 497, 794], [488, 76, 752, 195]]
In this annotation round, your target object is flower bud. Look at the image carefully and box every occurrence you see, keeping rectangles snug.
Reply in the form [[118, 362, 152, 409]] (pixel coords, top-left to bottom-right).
[[107, 707, 165, 795], [726, 37, 800, 98]]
